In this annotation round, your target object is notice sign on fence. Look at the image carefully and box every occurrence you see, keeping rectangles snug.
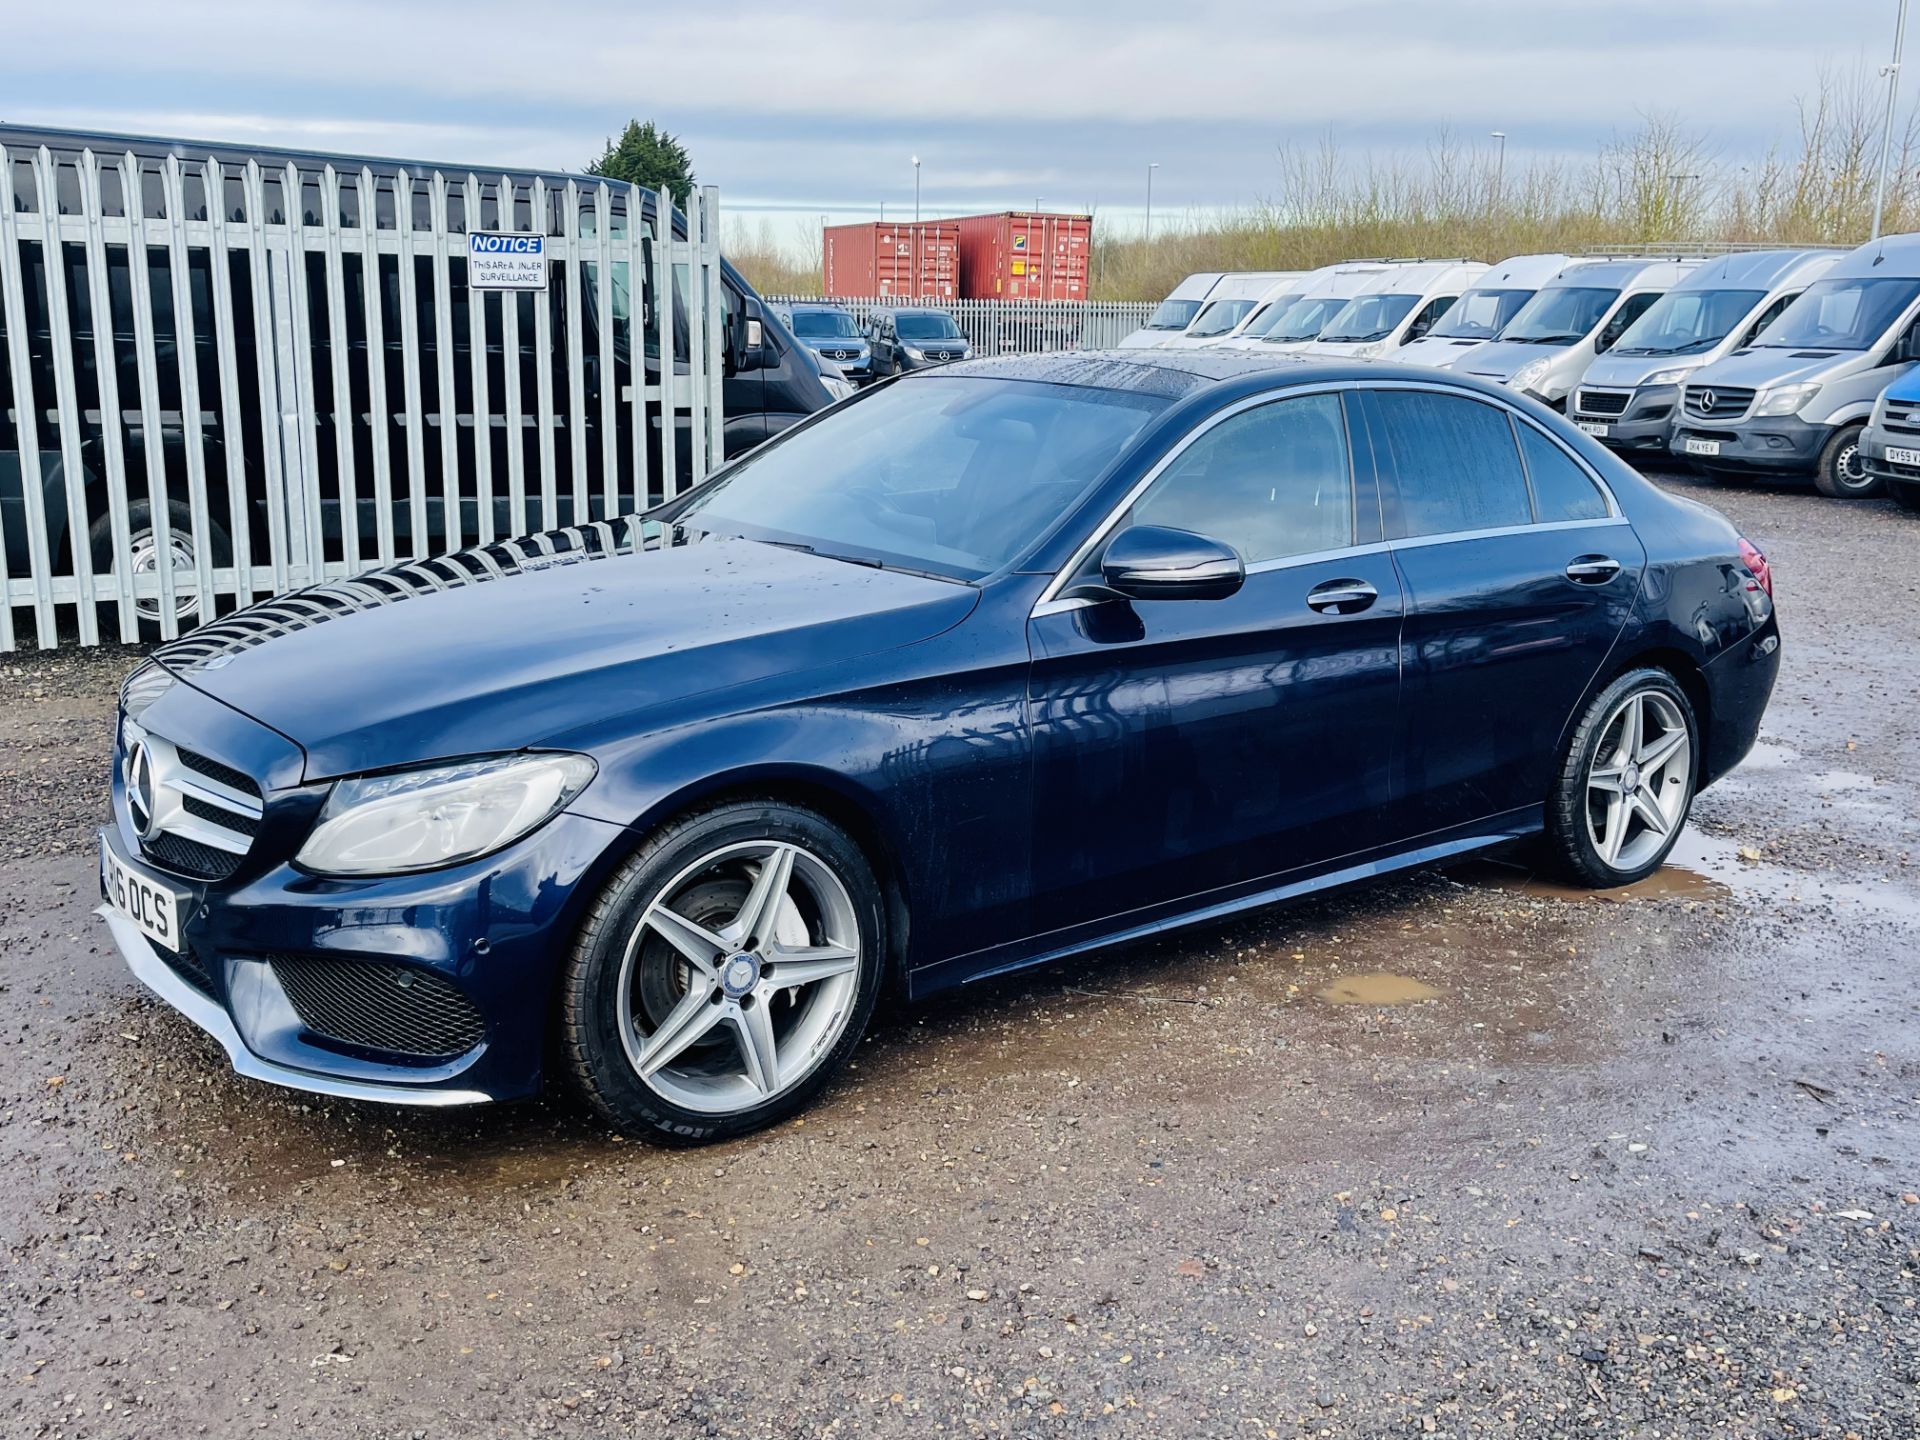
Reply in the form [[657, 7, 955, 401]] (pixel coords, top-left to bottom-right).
[[468, 232, 547, 290]]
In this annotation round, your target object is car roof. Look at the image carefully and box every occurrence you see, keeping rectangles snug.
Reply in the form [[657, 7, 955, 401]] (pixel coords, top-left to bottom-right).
[[935, 347, 1519, 403], [791, 300, 851, 310]]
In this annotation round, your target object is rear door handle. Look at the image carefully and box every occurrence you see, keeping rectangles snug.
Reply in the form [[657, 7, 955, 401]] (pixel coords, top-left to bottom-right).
[[1306, 578, 1379, 614], [1565, 555, 1622, 585]]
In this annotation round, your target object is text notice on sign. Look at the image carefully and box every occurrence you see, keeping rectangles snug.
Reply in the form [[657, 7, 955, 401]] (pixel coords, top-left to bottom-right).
[[468, 232, 548, 290]]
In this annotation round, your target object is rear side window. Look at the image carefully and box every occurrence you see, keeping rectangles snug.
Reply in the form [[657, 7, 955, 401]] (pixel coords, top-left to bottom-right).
[[1131, 393, 1355, 562], [1518, 425, 1609, 521], [1366, 390, 1532, 537]]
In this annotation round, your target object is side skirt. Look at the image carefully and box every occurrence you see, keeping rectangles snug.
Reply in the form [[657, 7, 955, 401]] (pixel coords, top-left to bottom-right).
[[907, 806, 1543, 999]]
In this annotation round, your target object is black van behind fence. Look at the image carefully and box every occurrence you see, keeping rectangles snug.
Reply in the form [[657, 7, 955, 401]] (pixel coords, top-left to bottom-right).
[[0, 125, 783, 650]]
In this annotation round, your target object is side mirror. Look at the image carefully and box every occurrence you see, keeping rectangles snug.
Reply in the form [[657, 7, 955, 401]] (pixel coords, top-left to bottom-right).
[[729, 302, 769, 374], [1082, 525, 1245, 603]]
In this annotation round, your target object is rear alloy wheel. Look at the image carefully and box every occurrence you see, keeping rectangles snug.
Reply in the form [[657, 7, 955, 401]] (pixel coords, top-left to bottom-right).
[[561, 801, 884, 1143], [1546, 668, 1698, 887], [1813, 423, 1882, 499]]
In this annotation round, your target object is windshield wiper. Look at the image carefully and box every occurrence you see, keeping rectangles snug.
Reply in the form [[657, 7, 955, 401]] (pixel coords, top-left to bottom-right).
[[1511, 333, 1584, 345], [763, 538, 883, 569]]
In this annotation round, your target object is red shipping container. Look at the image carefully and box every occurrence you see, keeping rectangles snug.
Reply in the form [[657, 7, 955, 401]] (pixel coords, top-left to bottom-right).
[[951, 212, 1093, 301], [822, 221, 960, 299]]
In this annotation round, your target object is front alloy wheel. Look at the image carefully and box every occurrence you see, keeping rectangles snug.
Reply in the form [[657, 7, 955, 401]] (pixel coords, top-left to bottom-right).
[[1546, 668, 1698, 886], [562, 801, 884, 1142]]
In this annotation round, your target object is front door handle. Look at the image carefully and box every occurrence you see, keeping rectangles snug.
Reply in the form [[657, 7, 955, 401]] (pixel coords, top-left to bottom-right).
[[1306, 578, 1379, 614], [1565, 554, 1622, 585]]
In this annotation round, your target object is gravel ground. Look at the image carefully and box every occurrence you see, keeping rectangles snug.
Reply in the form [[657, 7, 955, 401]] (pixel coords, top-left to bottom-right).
[[1, 467, 1916, 1438]]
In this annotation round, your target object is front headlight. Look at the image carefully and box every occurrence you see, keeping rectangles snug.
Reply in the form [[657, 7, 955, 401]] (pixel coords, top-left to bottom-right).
[[821, 375, 856, 402], [1507, 358, 1552, 392], [1642, 366, 1694, 387], [1754, 382, 1819, 417], [901, 345, 926, 361], [295, 753, 596, 876]]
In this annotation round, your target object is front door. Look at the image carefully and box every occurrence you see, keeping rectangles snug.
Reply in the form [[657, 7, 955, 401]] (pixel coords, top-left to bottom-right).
[[1353, 386, 1647, 838], [1027, 389, 1405, 937]]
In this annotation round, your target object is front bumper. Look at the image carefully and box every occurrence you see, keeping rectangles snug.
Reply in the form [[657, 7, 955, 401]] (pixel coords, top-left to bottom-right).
[[1669, 414, 1829, 473], [98, 802, 626, 1107], [1858, 424, 1920, 495], [1570, 383, 1680, 451]]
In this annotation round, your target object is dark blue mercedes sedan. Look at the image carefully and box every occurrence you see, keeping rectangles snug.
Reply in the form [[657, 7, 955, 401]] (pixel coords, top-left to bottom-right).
[[97, 351, 1780, 1142]]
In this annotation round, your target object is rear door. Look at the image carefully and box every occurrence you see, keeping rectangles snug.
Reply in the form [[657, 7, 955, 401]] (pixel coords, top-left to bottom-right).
[[1355, 386, 1647, 839]]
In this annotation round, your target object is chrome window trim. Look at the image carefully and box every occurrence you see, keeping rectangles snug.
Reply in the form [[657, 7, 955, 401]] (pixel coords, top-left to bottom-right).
[[1031, 378, 1623, 619]]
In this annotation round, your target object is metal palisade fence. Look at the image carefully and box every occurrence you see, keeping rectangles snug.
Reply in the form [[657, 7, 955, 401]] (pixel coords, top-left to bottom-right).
[[774, 295, 1156, 356], [0, 129, 726, 651]]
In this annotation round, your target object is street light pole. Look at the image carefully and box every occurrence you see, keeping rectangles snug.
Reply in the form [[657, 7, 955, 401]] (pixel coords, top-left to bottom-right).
[[1872, 0, 1911, 241], [1490, 131, 1506, 203], [1146, 162, 1159, 247]]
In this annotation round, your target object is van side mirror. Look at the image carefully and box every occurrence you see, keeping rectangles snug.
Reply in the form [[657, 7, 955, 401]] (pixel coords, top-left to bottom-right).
[[729, 303, 768, 374]]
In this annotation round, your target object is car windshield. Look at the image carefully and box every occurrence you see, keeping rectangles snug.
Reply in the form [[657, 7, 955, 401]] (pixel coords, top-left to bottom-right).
[[790, 309, 860, 339], [1428, 286, 1533, 340], [1753, 275, 1920, 350], [673, 377, 1167, 580], [1498, 285, 1622, 344], [1237, 292, 1302, 335], [896, 312, 963, 340], [1144, 297, 1203, 330], [1185, 298, 1258, 337], [1255, 294, 1349, 342], [1609, 289, 1766, 355], [1319, 293, 1421, 344]]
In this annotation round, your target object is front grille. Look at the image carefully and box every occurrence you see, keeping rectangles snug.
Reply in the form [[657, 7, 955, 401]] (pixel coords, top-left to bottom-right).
[[1882, 401, 1920, 435], [149, 936, 215, 998], [123, 729, 263, 882], [1683, 384, 1755, 420], [270, 954, 487, 1061], [1575, 388, 1631, 417]]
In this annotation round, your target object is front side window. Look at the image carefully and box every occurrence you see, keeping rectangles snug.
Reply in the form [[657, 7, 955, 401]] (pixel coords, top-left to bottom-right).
[[1128, 393, 1354, 563], [1367, 390, 1532, 538], [1754, 276, 1920, 350], [676, 376, 1166, 579]]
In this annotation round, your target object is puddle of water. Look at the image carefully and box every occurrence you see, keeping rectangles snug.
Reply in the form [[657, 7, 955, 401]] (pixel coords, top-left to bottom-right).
[[1317, 973, 1442, 1006], [1460, 845, 1730, 904]]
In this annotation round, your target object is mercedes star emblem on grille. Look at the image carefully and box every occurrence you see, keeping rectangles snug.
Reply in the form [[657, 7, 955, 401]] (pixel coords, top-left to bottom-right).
[[1699, 389, 1717, 411], [126, 740, 157, 837]]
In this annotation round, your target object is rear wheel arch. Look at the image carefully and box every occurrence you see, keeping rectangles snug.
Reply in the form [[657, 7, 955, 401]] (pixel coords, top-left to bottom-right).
[[1594, 646, 1713, 781]]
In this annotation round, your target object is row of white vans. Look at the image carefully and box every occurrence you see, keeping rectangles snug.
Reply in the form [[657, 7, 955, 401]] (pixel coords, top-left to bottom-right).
[[1118, 238, 1920, 504]]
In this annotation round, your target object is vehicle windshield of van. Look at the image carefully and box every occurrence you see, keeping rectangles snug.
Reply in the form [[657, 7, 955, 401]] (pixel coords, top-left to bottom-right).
[[673, 377, 1168, 581], [791, 309, 860, 339], [1320, 293, 1420, 344], [1428, 287, 1533, 340], [1186, 299, 1258, 337], [1255, 295, 1349, 343], [1610, 289, 1766, 356], [1145, 298, 1203, 330], [1753, 276, 1920, 350], [1499, 286, 1620, 344], [895, 312, 964, 341]]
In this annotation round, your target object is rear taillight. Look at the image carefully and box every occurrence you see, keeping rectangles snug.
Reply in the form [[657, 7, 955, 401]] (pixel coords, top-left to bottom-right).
[[1738, 537, 1772, 597]]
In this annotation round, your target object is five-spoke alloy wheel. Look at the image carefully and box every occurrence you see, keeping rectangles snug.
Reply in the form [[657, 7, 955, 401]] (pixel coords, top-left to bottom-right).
[[562, 800, 884, 1143], [1547, 667, 1699, 887]]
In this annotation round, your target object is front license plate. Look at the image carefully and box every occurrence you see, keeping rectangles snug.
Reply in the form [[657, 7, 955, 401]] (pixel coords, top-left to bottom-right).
[[1576, 420, 1610, 437], [1684, 437, 1722, 457], [1887, 445, 1920, 466], [101, 836, 187, 952]]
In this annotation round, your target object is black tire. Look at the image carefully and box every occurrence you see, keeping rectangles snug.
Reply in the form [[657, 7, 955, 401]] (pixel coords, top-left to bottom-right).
[[87, 498, 232, 639], [1545, 667, 1699, 888], [559, 799, 886, 1144], [1812, 423, 1881, 499]]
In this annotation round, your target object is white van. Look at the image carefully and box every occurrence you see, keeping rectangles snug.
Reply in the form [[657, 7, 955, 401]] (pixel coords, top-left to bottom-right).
[[1456, 258, 1701, 409], [1148, 271, 1292, 347], [1160, 272, 1306, 349], [1300, 260, 1490, 360], [1396, 253, 1575, 367], [1569, 248, 1841, 459], [1118, 272, 1224, 348], [1213, 262, 1412, 352], [1672, 232, 1920, 497]]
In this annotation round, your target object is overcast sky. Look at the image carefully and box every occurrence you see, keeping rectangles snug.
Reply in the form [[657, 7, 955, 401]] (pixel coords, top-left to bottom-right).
[[5, 0, 1909, 236]]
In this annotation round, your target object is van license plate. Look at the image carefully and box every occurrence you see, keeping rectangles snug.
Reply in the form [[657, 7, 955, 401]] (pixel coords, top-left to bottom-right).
[[101, 837, 187, 952], [1886, 446, 1920, 466], [1576, 421, 1610, 437], [1684, 438, 1721, 457]]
